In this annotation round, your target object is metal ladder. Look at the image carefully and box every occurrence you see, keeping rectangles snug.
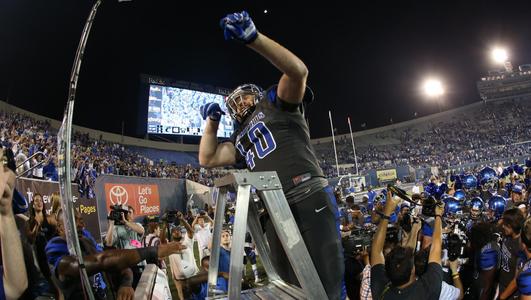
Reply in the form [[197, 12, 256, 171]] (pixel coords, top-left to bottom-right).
[[207, 171, 327, 300]]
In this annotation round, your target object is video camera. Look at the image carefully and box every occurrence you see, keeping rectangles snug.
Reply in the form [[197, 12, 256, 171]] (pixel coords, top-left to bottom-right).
[[421, 196, 443, 217], [342, 226, 399, 257], [142, 215, 160, 226], [444, 233, 467, 261], [399, 212, 421, 233], [442, 217, 468, 261], [161, 209, 182, 225], [108, 204, 129, 226], [342, 228, 374, 257], [387, 184, 411, 202]]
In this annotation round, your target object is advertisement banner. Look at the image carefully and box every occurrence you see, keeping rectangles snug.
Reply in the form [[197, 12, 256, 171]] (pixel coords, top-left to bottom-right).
[[103, 183, 161, 216], [95, 175, 187, 239], [15, 178, 101, 243], [376, 169, 397, 182]]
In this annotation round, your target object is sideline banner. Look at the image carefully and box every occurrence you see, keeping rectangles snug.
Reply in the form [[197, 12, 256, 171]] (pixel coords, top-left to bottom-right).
[[95, 175, 187, 239], [15, 177, 101, 243], [103, 183, 161, 216], [376, 169, 397, 182]]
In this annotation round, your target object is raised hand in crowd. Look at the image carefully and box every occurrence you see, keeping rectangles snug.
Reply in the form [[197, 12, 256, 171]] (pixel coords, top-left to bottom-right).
[[0, 150, 28, 299]]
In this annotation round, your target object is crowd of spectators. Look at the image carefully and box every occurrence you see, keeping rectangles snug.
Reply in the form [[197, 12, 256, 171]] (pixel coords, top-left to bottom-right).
[[318, 99, 531, 177], [0, 110, 226, 198], [1, 97, 530, 195]]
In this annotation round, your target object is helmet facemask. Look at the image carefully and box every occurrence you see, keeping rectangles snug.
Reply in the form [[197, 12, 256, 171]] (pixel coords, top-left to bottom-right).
[[225, 84, 263, 123]]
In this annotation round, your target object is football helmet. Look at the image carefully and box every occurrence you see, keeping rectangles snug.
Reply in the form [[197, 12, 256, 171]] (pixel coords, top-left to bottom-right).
[[225, 84, 263, 123]]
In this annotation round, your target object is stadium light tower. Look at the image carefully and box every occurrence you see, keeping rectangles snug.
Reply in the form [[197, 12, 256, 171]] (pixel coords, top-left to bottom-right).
[[423, 78, 444, 112], [491, 47, 508, 64], [491, 47, 513, 73]]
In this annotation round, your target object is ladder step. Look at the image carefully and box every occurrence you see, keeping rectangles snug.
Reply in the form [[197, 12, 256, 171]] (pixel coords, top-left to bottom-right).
[[207, 282, 303, 300]]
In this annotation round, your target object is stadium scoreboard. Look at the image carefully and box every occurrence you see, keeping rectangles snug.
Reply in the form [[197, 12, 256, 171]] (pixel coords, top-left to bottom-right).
[[147, 84, 234, 138]]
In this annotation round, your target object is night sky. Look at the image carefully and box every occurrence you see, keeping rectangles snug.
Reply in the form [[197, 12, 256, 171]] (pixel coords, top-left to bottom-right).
[[2, 1, 531, 139]]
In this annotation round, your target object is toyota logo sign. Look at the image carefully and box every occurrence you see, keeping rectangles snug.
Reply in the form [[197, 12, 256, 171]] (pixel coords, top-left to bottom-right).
[[109, 185, 128, 205]]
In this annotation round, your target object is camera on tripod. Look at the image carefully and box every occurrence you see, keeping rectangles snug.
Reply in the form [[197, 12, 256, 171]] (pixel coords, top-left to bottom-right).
[[108, 204, 129, 225]]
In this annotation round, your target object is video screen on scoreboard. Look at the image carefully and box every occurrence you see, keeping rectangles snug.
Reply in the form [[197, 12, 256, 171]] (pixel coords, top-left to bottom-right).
[[147, 85, 234, 138]]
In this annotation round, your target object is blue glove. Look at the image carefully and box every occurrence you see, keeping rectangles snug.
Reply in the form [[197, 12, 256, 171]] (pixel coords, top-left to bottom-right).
[[200, 102, 225, 122], [220, 11, 258, 44]]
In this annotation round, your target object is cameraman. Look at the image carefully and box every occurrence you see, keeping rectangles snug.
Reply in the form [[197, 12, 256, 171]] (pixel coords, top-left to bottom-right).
[[105, 205, 145, 249], [105, 205, 145, 287], [414, 248, 464, 300], [370, 190, 444, 299], [0, 151, 28, 299]]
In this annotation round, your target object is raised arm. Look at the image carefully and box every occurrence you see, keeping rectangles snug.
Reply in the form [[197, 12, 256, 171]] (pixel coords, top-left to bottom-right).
[[370, 191, 398, 266], [406, 220, 422, 250], [220, 11, 308, 104], [56, 242, 185, 281], [178, 212, 194, 239], [247, 34, 308, 103], [428, 203, 444, 265], [123, 214, 144, 236], [0, 165, 28, 299], [198, 118, 236, 168]]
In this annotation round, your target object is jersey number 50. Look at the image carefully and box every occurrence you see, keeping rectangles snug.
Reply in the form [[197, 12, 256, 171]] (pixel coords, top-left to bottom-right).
[[235, 121, 277, 169]]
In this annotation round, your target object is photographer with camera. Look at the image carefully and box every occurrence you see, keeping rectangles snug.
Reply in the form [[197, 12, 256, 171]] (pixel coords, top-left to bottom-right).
[[370, 189, 444, 299], [192, 211, 213, 261], [397, 203, 416, 247], [105, 204, 145, 288], [414, 247, 464, 300], [105, 205, 145, 249], [0, 150, 28, 299], [360, 215, 422, 300], [497, 208, 525, 300]]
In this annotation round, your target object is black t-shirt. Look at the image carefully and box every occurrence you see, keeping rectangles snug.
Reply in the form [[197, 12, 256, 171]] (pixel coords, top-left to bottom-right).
[[229, 86, 325, 202], [371, 262, 443, 300], [499, 236, 522, 296], [471, 241, 500, 299]]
